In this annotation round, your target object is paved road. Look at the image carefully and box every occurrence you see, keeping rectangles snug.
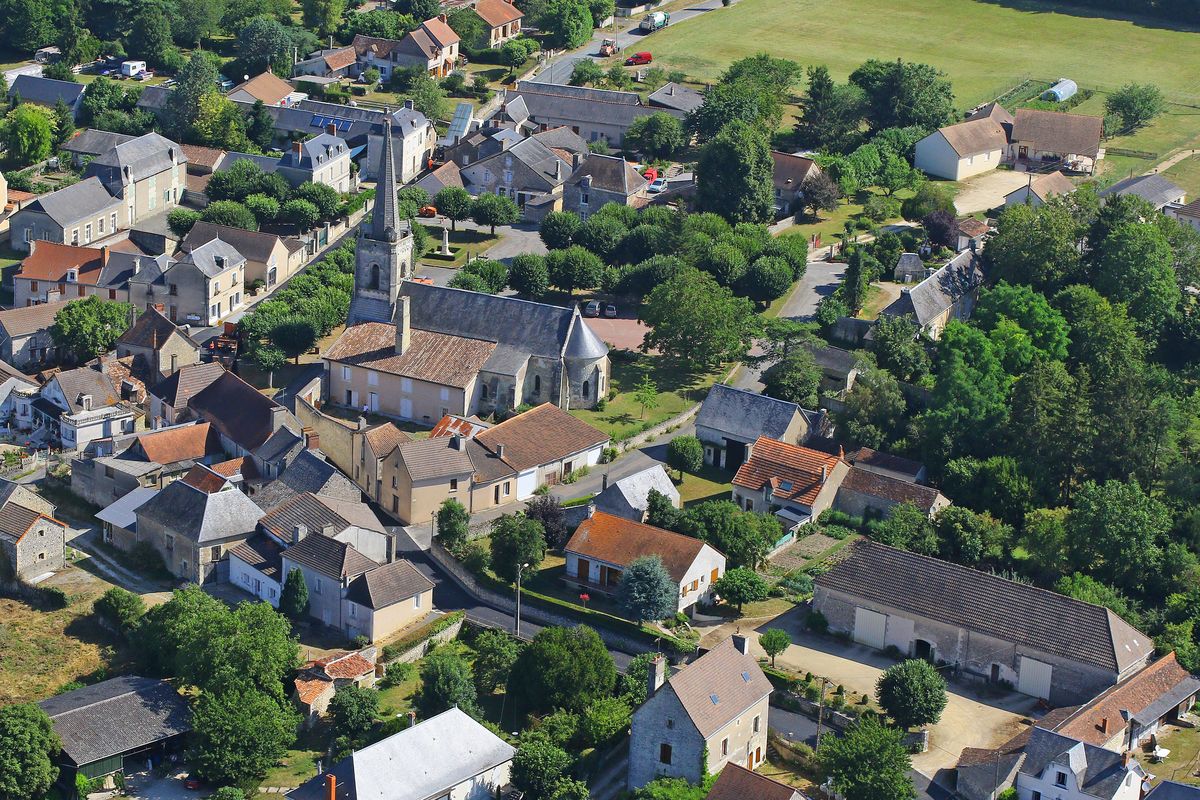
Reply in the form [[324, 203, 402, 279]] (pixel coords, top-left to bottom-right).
[[532, 0, 731, 86]]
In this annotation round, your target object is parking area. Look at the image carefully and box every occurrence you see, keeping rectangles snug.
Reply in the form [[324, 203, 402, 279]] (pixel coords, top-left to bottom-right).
[[120, 770, 197, 800], [703, 608, 1037, 777], [953, 171, 1030, 215], [583, 314, 651, 351]]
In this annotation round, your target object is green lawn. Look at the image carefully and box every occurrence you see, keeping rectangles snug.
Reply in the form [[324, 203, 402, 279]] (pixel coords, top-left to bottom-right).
[[1164, 154, 1200, 200], [570, 355, 726, 442], [0, 243, 23, 305], [644, 0, 1200, 107], [676, 463, 733, 507], [1068, 93, 1200, 184], [416, 226, 500, 269]]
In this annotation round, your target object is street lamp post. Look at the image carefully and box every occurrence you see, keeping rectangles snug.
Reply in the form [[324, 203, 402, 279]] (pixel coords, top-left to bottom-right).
[[515, 561, 530, 638]]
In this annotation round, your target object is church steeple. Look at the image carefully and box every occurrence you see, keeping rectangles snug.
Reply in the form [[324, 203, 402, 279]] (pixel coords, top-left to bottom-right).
[[370, 114, 401, 243], [346, 109, 415, 326]]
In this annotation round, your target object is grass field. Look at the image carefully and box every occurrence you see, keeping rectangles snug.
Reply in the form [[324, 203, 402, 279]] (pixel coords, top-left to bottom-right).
[[1164, 154, 1200, 199], [644, 0, 1200, 108]]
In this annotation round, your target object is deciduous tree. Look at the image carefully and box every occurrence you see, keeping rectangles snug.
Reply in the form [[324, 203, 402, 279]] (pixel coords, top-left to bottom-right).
[[473, 629, 521, 695], [759, 628, 791, 666], [696, 120, 774, 223], [471, 192, 521, 234], [0, 703, 61, 800], [511, 625, 616, 713], [876, 659, 947, 730], [642, 269, 759, 368], [434, 186, 472, 230], [436, 498, 470, 553], [50, 296, 133, 363], [189, 688, 300, 785], [489, 514, 547, 584], [819, 716, 916, 800], [713, 567, 768, 611]]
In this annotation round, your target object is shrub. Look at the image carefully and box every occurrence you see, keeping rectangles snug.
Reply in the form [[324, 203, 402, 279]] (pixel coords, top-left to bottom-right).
[[379, 611, 465, 662], [39, 586, 68, 609], [93, 587, 145, 632], [380, 661, 416, 688], [806, 610, 828, 633], [461, 540, 491, 575]]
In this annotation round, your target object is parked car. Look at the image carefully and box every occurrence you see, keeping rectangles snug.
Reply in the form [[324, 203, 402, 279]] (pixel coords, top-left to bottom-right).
[[625, 52, 653, 66], [418, 205, 438, 217], [603, 303, 617, 318], [648, 177, 667, 193], [583, 300, 601, 317]]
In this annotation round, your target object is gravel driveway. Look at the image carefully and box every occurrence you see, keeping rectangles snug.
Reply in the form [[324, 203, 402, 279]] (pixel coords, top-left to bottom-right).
[[953, 171, 1030, 215]]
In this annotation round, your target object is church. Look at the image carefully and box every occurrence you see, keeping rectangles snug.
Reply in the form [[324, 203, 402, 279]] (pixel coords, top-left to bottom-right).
[[323, 116, 610, 424]]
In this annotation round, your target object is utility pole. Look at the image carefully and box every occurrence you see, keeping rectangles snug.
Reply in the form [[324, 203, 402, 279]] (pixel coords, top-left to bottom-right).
[[514, 561, 529, 638], [814, 677, 830, 750]]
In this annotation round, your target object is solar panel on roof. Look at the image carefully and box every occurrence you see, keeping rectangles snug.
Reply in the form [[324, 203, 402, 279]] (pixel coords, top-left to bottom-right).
[[310, 116, 325, 127], [337, 119, 352, 132]]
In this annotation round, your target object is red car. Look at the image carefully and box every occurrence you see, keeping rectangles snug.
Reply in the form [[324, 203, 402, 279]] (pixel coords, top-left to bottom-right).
[[624, 52, 652, 66]]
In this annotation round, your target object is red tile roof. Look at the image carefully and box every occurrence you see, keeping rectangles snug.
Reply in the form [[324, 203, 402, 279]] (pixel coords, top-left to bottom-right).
[[294, 674, 333, 706], [180, 464, 229, 494], [705, 763, 799, 800], [324, 322, 496, 389], [733, 436, 842, 507], [18, 241, 107, 282], [565, 511, 714, 582], [362, 422, 411, 458], [133, 422, 220, 465], [314, 651, 375, 680], [473, 403, 608, 471], [474, 0, 524, 27]]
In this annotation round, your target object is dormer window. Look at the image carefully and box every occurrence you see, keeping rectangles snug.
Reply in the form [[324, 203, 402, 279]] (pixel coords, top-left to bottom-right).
[[1055, 772, 1067, 787], [66, 269, 77, 282]]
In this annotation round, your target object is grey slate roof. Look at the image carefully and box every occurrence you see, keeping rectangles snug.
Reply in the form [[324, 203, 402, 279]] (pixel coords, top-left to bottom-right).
[[882, 251, 982, 326], [253, 449, 362, 512], [229, 531, 284, 580], [38, 676, 191, 768], [345, 559, 434, 609], [1099, 173, 1185, 208], [9, 74, 84, 108], [278, 132, 348, 170], [647, 82, 705, 113], [569, 153, 647, 195], [663, 637, 774, 738], [286, 707, 515, 800], [696, 383, 803, 442], [86, 132, 185, 189], [136, 478, 263, 544], [1018, 728, 1138, 799], [1147, 782, 1200, 800], [468, 135, 568, 192], [136, 84, 171, 112], [531, 125, 588, 156], [397, 281, 606, 362], [54, 365, 121, 413], [183, 221, 295, 264], [22, 177, 120, 226], [817, 540, 1154, 673], [284, 532, 378, 580], [61, 129, 135, 157], [219, 151, 280, 174], [507, 81, 682, 130], [594, 464, 679, 517], [175, 237, 246, 278]]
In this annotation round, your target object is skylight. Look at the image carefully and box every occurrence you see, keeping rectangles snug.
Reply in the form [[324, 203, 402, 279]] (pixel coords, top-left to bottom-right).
[[710, 694, 719, 705]]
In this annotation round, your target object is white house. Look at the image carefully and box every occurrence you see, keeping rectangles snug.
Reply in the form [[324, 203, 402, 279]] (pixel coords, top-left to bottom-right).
[[286, 707, 515, 800], [34, 364, 140, 451], [914, 103, 1011, 181], [563, 510, 727, 616], [1014, 728, 1145, 800]]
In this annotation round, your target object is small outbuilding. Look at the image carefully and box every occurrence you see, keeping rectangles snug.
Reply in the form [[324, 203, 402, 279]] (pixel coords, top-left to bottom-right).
[[1042, 78, 1078, 102], [38, 676, 191, 787]]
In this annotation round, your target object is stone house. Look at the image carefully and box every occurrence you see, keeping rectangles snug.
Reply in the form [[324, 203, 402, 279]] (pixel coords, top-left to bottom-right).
[[287, 708, 515, 800], [956, 217, 990, 253], [133, 464, 264, 584], [0, 480, 66, 580], [501, 81, 685, 148], [628, 636, 773, 790], [14, 241, 133, 307], [813, 540, 1154, 704], [880, 250, 983, 340], [293, 650, 377, 724], [221, 129, 353, 193], [327, 284, 610, 421], [460, 136, 571, 217], [71, 420, 224, 507], [833, 466, 950, 520], [85, 132, 186, 228], [128, 237, 246, 326], [564, 510, 726, 616], [114, 306, 202, 384], [351, 16, 460, 80], [695, 383, 828, 471], [380, 403, 607, 524], [845, 447, 927, 484], [0, 299, 71, 368], [592, 464, 680, 523], [562, 153, 648, 219], [769, 151, 820, 215], [146, 362, 226, 428], [10, 177, 124, 254], [291, 46, 358, 80], [1014, 729, 1144, 800], [473, 0, 523, 45], [361, 104, 438, 184], [183, 222, 305, 293], [226, 72, 305, 107]]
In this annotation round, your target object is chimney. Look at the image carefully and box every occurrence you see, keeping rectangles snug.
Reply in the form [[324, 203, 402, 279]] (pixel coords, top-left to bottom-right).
[[270, 404, 288, 431], [325, 773, 336, 800], [322, 524, 335, 536], [357, 416, 368, 431], [647, 655, 666, 698], [326, 123, 336, 136], [667, 84, 674, 95], [587, 502, 595, 518], [292, 524, 307, 544], [1100, 717, 1109, 734], [293, 140, 303, 158], [555, 159, 562, 181], [820, 464, 827, 482], [303, 426, 320, 450], [153, 303, 164, 312], [601, 473, 609, 492], [572, 152, 583, 169], [451, 434, 464, 451], [496, 443, 505, 458], [393, 295, 411, 355], [1121, 751, 1132, 769], [731, 634, 750, 655], [438, 12, 446, 22], [386, 534, 395, 563], [404, 99, 415, 111], [170, 353, 178, 374]]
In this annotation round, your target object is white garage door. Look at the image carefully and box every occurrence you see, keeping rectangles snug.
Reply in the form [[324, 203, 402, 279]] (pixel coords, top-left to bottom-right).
[[854, 608, 887, 650], [1017, 656, 1053, 700]]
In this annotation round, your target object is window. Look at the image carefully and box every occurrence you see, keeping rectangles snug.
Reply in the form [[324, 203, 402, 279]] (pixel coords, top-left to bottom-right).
[[533, 375, 541, 394], [148, 175, 157, 209], [110, 213, 117, 231], [401, 377, 412, 393], [504, 481, 511, 496], [481, 384, 489, 400], [440, 388, 449, 401], [214, 280, 220, 293], [392, 495, 398, 512], [269, 588, 276, 599], [349, 603, 357, 618], [30, 281, 38, 292], [580, 191, 589, 206], [1055, 772, 1067, 788], [414, 593, 422, 608], [71, 229, 79, 245], [391, 475, 397, 488], [753, 715, 760, 733], [721, 738, 728, 756], [342, 366, 351, 381], [109, 289, 116, 300], [1032, 793, 1041, 800], [449, 478, 458, 492], [84, 223, 92, 243], [368, 370, 379, 386], [659, 744, 672, 765], [666, 719, 674, 730], [210, 546, 221, 562]]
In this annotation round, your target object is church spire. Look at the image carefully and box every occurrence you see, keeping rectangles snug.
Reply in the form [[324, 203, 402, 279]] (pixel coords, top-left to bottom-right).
[[371, 112, 401, 243]]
